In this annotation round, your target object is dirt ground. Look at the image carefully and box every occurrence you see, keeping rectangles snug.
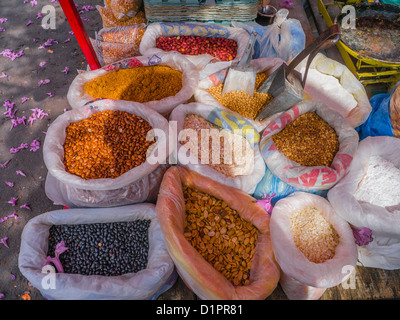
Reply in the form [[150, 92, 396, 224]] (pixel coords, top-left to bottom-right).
[[0, 0, 104, 300]]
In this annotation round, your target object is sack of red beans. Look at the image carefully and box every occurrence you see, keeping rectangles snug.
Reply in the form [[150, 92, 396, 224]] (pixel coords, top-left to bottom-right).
[[139, 22, 250, 78], [18, 203, 176, 300], [43, 99, 172, 208]]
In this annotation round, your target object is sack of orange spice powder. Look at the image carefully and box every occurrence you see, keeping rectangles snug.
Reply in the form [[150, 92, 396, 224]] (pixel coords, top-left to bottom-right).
[[156, 166, 280, 300], [67, 52, 199, 117]]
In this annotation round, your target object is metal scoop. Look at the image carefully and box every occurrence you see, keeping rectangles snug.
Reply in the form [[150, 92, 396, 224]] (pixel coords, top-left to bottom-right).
[[255, 24, 341, 120], [222, 31, 258, 96]]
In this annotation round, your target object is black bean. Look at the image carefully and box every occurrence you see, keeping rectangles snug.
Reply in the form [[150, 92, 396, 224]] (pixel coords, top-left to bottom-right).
[[47, 220, 150, 276]]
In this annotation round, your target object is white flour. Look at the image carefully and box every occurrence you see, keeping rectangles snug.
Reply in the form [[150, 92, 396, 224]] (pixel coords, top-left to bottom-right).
[[354, 155, 400, 213]]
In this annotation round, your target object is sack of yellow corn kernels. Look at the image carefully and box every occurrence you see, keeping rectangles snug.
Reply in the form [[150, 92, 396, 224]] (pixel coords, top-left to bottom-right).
[[295, 53, 372, 128], [169, 102, 265, 194], [270, 192, 358, 300], [259, 100, 359, 191], [43, 99, 172, 208], [67, 52, 199, 117], [156, 166, 280, 300], [328, 136, 400, 270], [194, 57, 286, 133], [90, 24, 147, 66], [139, 22, 250, 74]]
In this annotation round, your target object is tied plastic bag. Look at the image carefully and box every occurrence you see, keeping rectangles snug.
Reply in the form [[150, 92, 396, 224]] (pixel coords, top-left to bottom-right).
[[194, 57, 286, 133], [139, 22, 250, 77], [235, 9, 305, 62], [295, 53, 372, 128], [43, 99, 171, 208], [91, 24, 146, 66], [327, 136, 400, 270], [97, 5, 147, 28], [156, 166, 280, 300], [270, 192, 358, 300], [105, 0, 142, 21], [18, 203, 176, 300], [169, 102, 265, 194], [67, 53, 199, 116], [260, 100, 359, 190]]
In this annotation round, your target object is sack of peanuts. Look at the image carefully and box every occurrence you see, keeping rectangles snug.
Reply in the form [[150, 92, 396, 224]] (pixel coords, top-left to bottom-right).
[[67, 52, 199, 117], [139, 22, 250, 76], [295, 53, 372, 128], [194, 57, 286, 132], [259, 100, 359, 191], [169, 102, 265, 194], [18, 203, 176, 300], [90, 24, 146, 66], [328, 136, 400, 270], [43, 99, 171, 208], [156, 166, 280, 300], [270, 192, 358, 300]]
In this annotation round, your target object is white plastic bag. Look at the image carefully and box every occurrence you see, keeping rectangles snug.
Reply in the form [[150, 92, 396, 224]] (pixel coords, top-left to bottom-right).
[[328, 136, 400, 270], [257, 9, 305, 62], [43, 99, 172, 208], [18, 203, 176, 300], [260, 100, 359, 190], [169, 102, 265, 194], [139, 22, 250, 78], [270, 192, 358, 300], [295, 53, 372, 128], [194, 57, 285, 133], [67, 52, 199, 116]]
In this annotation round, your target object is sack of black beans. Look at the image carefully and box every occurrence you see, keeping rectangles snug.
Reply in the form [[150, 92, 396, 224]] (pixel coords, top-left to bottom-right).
[[18, 203, 176, 300], [43, 99, 171, 208], [169, 102, 265, 194], [259, 100, 359, 191]]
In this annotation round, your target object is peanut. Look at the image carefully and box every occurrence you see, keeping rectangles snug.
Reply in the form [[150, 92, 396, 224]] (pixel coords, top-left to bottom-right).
[[183, 186, 258, 286]]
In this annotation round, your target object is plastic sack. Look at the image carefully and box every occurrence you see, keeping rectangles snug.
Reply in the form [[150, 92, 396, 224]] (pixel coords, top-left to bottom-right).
[[260, 100, 359, 190], [43, 99, 171, 208], [327, 136, 400, 270], [194, 57, 286, 133], [252, 9, 305, 62], [139, 22, 250, 77], [270, 192, 358, 300], [169, 102, 266, 194], [156, 166, 280, 300], [96, 24, 146, 44], [97, 5, 147, 28], [18, 203, 176, 300], [90, 38, 140, 66], [356, 91, 395, 141], [67, 53, 199, 116], [295, 53, 372, 128], [253, 165, 328, 206], [105, 0, 142, 21]]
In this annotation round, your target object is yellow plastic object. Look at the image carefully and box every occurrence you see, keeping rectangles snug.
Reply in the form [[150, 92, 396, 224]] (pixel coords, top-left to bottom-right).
[[317, 0, 400, 87]]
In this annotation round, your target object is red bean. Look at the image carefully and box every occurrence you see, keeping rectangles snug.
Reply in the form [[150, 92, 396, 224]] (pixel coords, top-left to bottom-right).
[[155, 35, 238, 61]]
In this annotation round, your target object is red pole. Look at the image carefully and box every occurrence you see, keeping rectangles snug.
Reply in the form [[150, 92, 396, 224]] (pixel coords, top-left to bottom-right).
[[58, 0, 101, 70]]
